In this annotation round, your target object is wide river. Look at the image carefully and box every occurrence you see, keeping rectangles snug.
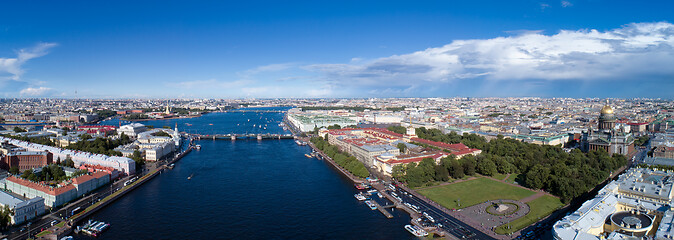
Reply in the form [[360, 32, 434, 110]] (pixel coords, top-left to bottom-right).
[[83, 108, 415, 239]]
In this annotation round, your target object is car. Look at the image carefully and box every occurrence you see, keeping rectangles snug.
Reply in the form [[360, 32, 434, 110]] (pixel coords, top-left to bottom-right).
[[50, 220, 58, 226]]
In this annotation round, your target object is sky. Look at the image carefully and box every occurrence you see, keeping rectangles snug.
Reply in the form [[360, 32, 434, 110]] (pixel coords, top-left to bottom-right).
[[1, 0, 673, 99]]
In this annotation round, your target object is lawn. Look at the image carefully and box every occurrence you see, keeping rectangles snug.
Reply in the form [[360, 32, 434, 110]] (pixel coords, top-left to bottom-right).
[[492, 173, 508, 181], [505, 174, 521, 184], [417, 177, 536, 209], [494, 195, 563, 234], [35, 230, 52, 237]]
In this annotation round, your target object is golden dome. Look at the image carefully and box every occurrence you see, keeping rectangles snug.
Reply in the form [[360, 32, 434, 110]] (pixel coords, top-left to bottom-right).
[[600, 105, 614, 114]]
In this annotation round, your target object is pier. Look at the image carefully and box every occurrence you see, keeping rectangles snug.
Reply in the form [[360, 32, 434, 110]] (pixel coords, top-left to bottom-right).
[[371, 200, 394, 218]]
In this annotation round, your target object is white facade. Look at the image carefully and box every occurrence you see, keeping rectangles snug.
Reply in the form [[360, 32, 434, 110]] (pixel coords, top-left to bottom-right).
[[0, 136, 135, 175], [0, 191, 44, 225], [118, 123, 147, 137]]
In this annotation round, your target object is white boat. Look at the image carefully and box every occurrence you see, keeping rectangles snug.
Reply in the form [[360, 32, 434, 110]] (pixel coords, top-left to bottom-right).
[[354, 193, 366, 201], [404, 225, 428, 237], [195, 145, 201, 150], [365, 200, 377, 210]]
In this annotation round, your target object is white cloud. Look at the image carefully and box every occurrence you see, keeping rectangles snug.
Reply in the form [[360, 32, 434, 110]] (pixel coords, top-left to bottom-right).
[[561, 1, 573, 7], [304, 22, 674, 90], [19, 87, 53, 96], [244, 63, 295, 75], [0, 42, 57, 80]]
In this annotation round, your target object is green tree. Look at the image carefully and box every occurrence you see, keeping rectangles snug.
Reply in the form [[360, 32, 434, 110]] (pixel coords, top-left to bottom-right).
[[0, 205, 12, 229], [9, 167, 19, 175], [132, 150, 145, 169], [64, 156, 75, 168], [387, 126, 407, 135], [397, 142, 407, 153], [13, 127, 26, 133]]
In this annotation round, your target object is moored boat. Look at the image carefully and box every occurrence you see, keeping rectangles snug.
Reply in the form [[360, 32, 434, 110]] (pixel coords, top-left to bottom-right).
[[404, 225, 428, 237], [354, 193, 366, 201], [365, 200, 377, 210]]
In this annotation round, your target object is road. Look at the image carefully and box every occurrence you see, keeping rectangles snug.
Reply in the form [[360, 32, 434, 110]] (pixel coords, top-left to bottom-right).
[[7, 174, 136, 240], [384, 183, 496, 240]]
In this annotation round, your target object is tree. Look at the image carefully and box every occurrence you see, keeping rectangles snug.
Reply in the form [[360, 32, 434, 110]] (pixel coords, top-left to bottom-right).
[[387, 126, 407, 135], [64, 156, 75, 168], [13, 127, 26, 133], [0, 205, 12, 230], [476, 157, 497, 176], [397, 143, 407, 154], [434, 165, 449, 181], [327, 124, 342, 130], [132, 150, 145, 169], [8, 167, 19, 175]]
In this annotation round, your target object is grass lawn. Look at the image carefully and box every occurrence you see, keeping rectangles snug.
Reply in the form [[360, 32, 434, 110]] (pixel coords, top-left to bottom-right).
[[35, 230, 52, 237], [494, 195, 563, 234], [505, 174, 521, 184], [55, 221, 66, 228], [417, 177, 536, 209], [492, 173, 508, 181]]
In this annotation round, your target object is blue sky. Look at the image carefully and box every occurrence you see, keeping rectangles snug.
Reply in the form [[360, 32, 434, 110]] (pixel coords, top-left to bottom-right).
[[1, 0, 673, 98]]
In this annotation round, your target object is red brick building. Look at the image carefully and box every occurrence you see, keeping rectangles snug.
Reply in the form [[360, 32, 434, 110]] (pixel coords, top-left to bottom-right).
[[1, 151, 53, 171]]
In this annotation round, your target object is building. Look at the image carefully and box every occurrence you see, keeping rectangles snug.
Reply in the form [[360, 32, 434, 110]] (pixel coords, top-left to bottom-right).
[[118, 123, 147, 137], [654, 145, 674, 159], [325, 128, 480, 174], [0, 191, 44, 225], [287, 114, 357, 132], [581, 103, 635, 155], [1, 151, 53, 171], [5, 171, 110, 207], [0, 136, 135, 175], [554, 168, 674, 239]]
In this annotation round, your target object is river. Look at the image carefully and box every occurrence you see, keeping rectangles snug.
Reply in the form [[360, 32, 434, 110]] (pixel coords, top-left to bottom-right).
[[79, 108, 415, 239]]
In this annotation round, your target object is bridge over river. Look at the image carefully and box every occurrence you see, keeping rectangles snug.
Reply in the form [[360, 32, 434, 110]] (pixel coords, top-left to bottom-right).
[[189, 133, 295, 140]]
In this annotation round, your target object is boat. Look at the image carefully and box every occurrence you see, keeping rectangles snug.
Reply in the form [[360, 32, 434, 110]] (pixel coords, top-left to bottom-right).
[[185, 123, 192, 126], [404, 225, 428, 237], [79, 220, 110, 237], [354, 183, 370, 190], [304, 153, 312, 158], [168, 163, 175, 169], [195, 144, 201, 150], [377, 192, 384, 198], [188, 173, 194, 180], [354, 193, 366, 201], [365, 200, 377, 210], [295, 140, 307, 146]]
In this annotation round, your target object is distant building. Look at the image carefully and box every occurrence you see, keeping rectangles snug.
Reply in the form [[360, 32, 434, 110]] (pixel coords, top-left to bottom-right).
[[0, 191, 44, 225], [118, 123, 147, 137], [287, 114, 357, 132], [581, 103, 635, 155], [0, 136, 135, 175], [0, 151, 53, 171]]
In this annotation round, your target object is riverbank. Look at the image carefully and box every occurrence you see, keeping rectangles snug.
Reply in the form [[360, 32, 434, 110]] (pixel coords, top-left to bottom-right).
[[32, 146, 194, 240]]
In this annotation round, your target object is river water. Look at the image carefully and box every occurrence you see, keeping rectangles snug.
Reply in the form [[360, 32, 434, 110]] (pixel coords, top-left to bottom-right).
[[82, 108, 415, 239]]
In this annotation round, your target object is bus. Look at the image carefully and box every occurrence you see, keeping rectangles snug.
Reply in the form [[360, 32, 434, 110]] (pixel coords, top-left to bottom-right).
[[71, 207, 83, 216]]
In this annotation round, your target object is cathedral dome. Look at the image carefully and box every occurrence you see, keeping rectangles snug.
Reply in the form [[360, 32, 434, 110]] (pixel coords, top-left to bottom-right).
[[600, 105, 614, 115]]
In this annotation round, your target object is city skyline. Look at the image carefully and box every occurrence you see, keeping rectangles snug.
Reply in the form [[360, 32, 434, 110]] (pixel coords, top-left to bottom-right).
[[1, 1, 673, 99]]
